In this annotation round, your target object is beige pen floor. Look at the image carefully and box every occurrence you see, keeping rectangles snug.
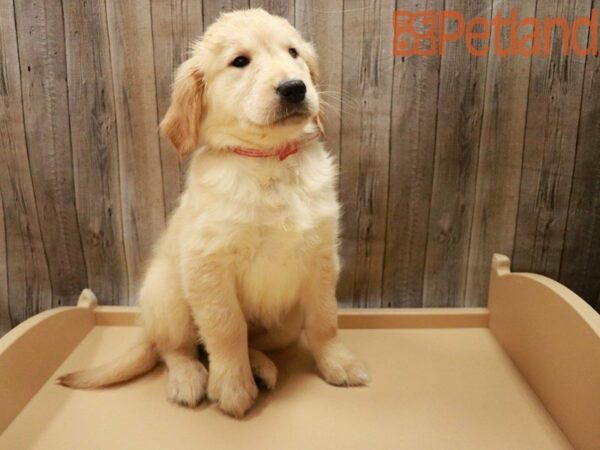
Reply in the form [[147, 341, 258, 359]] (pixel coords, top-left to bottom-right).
[[0, 324, 570, 450]]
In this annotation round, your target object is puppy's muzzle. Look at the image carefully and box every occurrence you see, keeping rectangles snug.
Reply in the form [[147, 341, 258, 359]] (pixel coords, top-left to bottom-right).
[[276, 79, 306, 104]]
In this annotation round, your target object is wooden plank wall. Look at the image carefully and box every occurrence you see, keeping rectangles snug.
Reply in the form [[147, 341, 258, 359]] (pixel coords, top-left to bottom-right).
[[1, 0, 599, 331]]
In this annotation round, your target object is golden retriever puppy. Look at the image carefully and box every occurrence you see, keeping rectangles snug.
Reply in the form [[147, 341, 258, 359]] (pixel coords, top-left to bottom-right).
[[58, 8, 368, 418]]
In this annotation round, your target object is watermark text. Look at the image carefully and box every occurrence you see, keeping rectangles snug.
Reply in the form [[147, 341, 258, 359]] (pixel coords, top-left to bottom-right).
[[394, 8, 599, 57]]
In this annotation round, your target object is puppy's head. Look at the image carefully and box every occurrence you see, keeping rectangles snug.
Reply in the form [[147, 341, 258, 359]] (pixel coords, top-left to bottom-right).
[[161, 8, 321, 157]]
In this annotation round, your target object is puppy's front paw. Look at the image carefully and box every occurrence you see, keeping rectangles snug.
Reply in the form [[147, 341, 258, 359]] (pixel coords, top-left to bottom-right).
[[208, 362, 258, 418], [167, 360, 208, 407], [316, 340, 369, 387]]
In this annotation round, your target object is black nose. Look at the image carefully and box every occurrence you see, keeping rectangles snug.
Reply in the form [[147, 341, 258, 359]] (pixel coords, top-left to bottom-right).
[[276, 79, 306, 103]]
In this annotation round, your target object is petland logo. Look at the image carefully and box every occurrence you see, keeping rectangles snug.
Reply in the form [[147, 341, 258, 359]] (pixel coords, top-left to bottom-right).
[[394, 8, 599, 57]]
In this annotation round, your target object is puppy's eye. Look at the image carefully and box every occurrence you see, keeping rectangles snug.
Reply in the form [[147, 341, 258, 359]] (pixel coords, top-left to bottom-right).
[[231, 56, 250, 68], [289, 48, 298, 58]]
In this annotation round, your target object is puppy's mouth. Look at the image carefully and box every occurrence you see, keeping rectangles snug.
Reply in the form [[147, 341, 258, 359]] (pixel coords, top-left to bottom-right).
[[271, 105, 311, 126]]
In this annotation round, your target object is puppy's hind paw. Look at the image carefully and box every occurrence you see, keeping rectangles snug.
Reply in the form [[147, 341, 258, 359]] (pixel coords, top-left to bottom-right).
[[249, 348, 278, 390], [316, 340, 370, 387], [167, 360, 208, 408]]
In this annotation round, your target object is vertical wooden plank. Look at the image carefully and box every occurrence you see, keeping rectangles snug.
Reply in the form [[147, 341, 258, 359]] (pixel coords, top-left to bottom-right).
[[294, 0, 343, 164], [203, 0, 250, 27], [465, 0, 536, 306], [423, 0, 491, 307], [382, 0, 442, 308], [513, 0, 592, 278], [0, 192, 9, 335], [338, 0, 394, 307], [151, 0, 204, 216], [14, 0, 88, 307], [250, 0, 294, 23], [106, 0, 166, 299], [0, 0, 52, 324], [0, 7, 10, 335], [63, 0, 129, 305], [560, 1, 600, 310]]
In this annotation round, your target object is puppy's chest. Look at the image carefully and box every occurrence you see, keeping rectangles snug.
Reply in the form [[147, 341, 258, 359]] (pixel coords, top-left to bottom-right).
[[235, 173, 327, 323]]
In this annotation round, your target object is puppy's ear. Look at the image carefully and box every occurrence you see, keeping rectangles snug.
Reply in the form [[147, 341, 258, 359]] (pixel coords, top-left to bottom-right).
[[160, 58, 205, 157], [303, 43, 325, 135]]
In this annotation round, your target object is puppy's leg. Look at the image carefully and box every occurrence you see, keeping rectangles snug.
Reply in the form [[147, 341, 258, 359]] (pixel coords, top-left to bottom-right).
[[163, 345, 208, 407], [185, 260, 257, 418], [249, 348, 278, 390], [301, 252, 369, 386], [139, 259, 208, 407]]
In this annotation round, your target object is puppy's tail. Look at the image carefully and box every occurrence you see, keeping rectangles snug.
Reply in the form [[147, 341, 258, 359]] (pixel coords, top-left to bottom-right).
[[57, 342, 159, 389]]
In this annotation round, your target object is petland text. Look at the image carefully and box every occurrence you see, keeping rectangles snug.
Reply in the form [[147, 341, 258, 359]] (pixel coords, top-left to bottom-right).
[[394, 8, 598, 57]]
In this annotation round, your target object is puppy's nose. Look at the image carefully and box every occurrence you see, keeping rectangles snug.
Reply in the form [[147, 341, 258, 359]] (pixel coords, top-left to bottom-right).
[[276, 79, 306, 104]]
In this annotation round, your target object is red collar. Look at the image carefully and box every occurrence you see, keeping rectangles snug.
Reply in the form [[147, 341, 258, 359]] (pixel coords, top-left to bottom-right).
[[230, 132, 321, 161]]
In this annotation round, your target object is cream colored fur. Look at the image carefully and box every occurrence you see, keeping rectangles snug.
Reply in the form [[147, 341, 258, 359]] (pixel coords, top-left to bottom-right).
[[58, 8, 368, 418]]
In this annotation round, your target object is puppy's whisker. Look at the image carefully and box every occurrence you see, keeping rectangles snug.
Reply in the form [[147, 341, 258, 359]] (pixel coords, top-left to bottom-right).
[[320, 102, 342, 119], [319, 93, 361, 112]]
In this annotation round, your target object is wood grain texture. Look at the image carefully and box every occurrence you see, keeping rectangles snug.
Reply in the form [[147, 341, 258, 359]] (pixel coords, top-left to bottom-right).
[[513, 0, 593, 278], [382, 0, 442, 308], [559, 3, 600, 311], [464, 0, 536, 306], [423, 0, 491, 307], [0, 2, 12, 334], [0, 0, 52, 325], [63, 0, 129, 305], [337, 0, 394, 307], [250, 0, 294, 23], [14, 0, 88, 307], [0, 191, 9, 335], [151, 0, 204, 216], [105, 0, 166, 298], [294, 0, 343, 162], [203, 0, 250, 26]]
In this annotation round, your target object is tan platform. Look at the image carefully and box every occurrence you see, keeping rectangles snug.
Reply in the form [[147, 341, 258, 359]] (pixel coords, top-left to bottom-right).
[[1, 255, 599, 450]]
